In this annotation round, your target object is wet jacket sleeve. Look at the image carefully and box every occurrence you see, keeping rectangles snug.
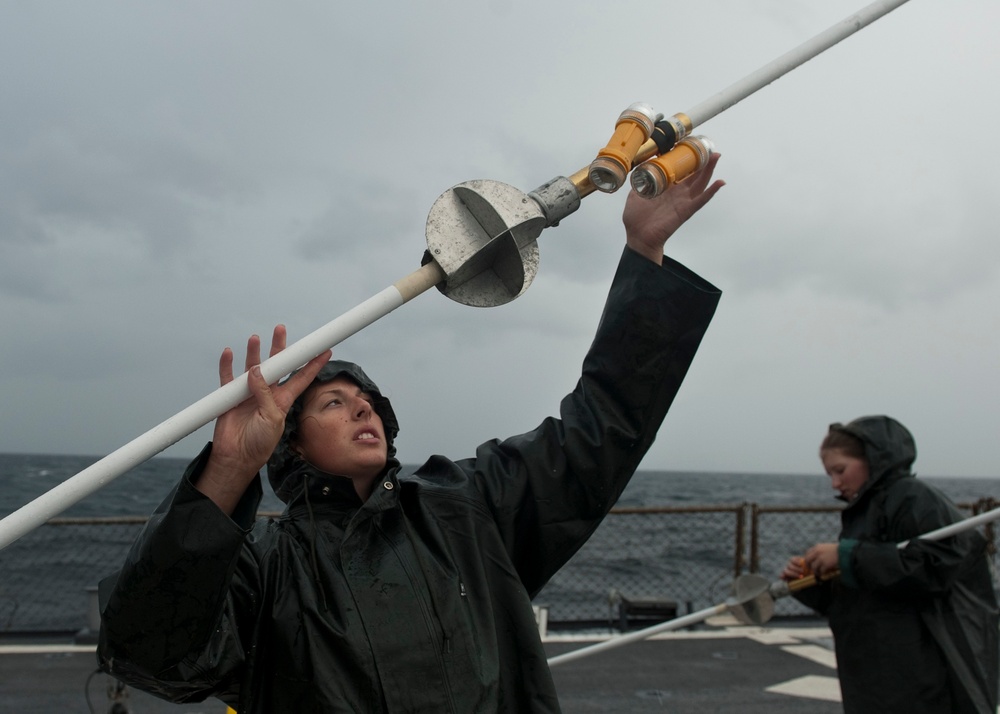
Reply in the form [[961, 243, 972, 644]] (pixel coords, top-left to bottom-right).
[[465, 246, 721, 594], [97, 443, 263, 704], [792, 485, 983, 614], [842, 481, 985, 595]]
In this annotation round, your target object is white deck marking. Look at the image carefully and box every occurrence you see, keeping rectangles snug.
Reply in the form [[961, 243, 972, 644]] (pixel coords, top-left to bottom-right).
[[766, 674, 842, 701], [752, 627, 840, 702], [780, 643, 837, 669], [0, 644, 96, 654]]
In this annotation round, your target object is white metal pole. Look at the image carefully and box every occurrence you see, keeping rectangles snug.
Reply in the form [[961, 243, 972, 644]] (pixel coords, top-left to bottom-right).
[[900, 506, 1000, 547], [0, 263, 444, 551], [782, 504, 1000, 593], [546, 602, 730, 667], [0, 0, 919, 550], [549, 506, 1000, 666], [684, 0, 912, 127]]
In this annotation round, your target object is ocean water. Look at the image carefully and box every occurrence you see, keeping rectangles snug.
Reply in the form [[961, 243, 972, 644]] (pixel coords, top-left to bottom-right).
[[2, 452, 997, 520], [1, 453, 997, 631]]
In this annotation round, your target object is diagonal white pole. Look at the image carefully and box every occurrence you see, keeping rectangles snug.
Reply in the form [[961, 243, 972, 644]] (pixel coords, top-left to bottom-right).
[[682, 0, 912, 128], [0, 0, 917, 552], [548, 505, 1000, 667], [898, 506, 1000, 546], [546, 602, 732, 667], [774, 504, 1000, 595], [0, 263, 444, 551]]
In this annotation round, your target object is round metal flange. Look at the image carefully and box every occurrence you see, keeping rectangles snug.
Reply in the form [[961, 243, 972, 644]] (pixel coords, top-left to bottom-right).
[[425, 179, 546, 307], [728, 574, 775, 626]]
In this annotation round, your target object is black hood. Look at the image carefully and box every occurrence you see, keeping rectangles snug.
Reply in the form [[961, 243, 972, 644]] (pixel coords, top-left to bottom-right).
[[829, 415, 916, 498], [266, 359, 400, 503]]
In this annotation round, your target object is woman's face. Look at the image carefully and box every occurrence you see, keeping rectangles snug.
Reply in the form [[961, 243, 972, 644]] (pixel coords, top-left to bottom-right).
[[294, 377, 388, 481], [820, 448, 870, 502]]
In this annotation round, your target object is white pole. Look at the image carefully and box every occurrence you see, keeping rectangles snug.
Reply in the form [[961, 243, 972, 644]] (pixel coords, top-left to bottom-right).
[[546, 602, 730, 667], [684, 0, 912, 127], [900, 506, 1000, 547], [775, 505, 1000, 598], [0, 0, 919, 550], [550, 506, 1000, 666], [0, 263, 444, 551]]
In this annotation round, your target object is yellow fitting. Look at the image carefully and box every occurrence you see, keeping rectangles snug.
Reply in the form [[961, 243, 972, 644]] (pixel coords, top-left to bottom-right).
[[568, 166, 597, 198], [588, 103, 658, 193], [630, 136, 714, 198]]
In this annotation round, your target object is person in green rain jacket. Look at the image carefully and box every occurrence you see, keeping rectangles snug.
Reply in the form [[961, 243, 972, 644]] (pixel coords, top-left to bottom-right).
[[97, 158, 725, 712], [783, 415, 999, 713]]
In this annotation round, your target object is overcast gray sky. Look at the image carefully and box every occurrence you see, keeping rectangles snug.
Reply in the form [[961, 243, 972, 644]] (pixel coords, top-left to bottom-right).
[[2, 0, 998, 482]]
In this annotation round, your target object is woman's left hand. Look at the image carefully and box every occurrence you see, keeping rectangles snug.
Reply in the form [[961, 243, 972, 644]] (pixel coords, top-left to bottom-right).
[[804, 542, 840, 578]]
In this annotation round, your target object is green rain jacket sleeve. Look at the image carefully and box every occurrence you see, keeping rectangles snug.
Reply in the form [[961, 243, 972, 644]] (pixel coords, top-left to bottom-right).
[[791, 487, 980, 614], [98, 444, 263, 704], [459, 246, 721, 594]]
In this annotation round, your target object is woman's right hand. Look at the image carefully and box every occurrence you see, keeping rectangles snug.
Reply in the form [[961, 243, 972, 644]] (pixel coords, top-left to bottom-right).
[[781, 556, 811, 582], [195, 325, 331, 514]]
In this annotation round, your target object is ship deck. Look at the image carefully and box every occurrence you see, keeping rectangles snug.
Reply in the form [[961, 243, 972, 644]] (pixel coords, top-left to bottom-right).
[[0, 614, 850, 713]]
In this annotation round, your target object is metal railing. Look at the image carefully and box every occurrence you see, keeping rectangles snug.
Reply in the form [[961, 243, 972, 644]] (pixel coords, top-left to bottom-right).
[[1, 500, 996, 635], [538, 498, 998, 627]]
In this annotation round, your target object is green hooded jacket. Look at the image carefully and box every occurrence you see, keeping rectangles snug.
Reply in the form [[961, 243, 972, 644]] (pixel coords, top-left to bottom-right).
[[98, 247, 721, 713], [795, 415, 999, 713]]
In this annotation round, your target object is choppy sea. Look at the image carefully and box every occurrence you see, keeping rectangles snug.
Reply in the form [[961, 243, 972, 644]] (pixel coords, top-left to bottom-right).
[[1, 453, 997, 632], [2, 452, 998, 519]]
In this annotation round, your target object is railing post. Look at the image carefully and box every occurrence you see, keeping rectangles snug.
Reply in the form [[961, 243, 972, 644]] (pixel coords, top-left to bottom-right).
[[733, 503, 748, 577], [749, 503, 762, 574]]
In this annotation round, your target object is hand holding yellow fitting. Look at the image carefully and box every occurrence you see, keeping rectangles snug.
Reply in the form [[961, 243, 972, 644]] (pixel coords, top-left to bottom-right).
[[588, 102, 661, 193], [630, 135, 715, 199]]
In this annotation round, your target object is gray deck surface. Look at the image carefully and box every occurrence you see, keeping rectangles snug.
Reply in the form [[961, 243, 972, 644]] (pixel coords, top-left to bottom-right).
[[1, 618, 845, 713]]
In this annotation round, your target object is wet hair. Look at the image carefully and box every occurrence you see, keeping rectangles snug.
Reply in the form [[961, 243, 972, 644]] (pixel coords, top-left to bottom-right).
[[820, 427, 865, 460]]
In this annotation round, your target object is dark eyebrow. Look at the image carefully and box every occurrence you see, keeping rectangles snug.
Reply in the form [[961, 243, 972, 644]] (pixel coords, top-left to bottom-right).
[[306, 384, 370, 408]]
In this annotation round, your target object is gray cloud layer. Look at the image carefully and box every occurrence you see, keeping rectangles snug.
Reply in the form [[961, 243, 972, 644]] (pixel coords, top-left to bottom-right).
[[2, 1, 998, 486]]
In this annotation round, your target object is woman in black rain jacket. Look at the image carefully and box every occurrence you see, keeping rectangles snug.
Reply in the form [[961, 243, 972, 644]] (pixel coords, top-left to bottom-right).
[[784, 415, 999, 713], [97, 158, 725, 712]]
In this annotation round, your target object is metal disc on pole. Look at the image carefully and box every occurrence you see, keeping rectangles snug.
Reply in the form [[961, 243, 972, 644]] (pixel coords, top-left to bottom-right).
[[550, 506, 1000, 665], [425, 180, 546, 307], [730, 505, 1000, 626]]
